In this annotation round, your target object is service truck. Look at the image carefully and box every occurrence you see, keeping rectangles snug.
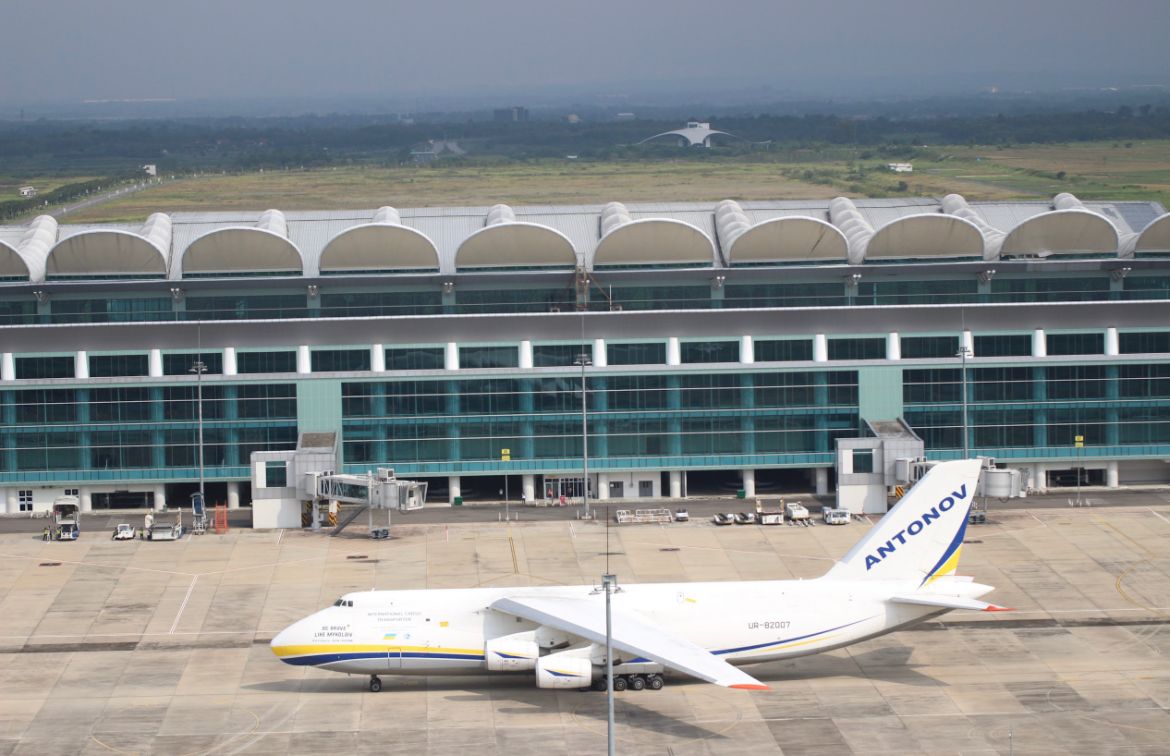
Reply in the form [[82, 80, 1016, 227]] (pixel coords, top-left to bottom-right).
[[52, 497, 81, 541]]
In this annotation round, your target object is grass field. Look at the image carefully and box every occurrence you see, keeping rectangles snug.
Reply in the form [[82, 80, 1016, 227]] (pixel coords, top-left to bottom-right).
[[21, 140, 1170, 224], [0, 175, 100, 202]]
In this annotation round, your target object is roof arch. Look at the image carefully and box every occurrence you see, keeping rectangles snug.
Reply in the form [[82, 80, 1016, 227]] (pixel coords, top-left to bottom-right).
[[179, 209, 303, 277], [827, 197, 871, 265], [0, 214, 57, 281], [454, 204, 576, 270], [716, 199, 847, 264], [942, 193, 1005, 259], [47, 213, 170, 279], [865, 214, 986, 261], [319, 206, 440, 274], [593, 211, 716, 268], [1133, 213, 1170, 255], [637, 122, 739, 148], [999, 209, 1119, 257], [0, 241, 29, 279]]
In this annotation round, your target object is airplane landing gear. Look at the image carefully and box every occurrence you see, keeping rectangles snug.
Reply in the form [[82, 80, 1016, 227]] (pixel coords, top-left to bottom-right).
[[647, 674, 664, 690], [629, 675, 646, 691], [369, 675, 382, 692]]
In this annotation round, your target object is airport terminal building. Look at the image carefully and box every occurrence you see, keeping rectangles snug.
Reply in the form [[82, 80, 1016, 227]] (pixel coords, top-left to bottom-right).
[[1, 192, 1169, 513]]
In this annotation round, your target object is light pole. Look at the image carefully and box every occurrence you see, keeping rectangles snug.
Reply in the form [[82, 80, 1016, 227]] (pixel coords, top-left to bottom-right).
[[189, 357, 207, 502], [574, 351, 592, 520], [956, 344, 971, 461], [602, 572, 617, 756]]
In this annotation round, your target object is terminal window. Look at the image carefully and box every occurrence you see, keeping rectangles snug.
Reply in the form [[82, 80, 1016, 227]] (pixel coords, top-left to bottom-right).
[[606, 342, 665, 366], [265, 461, 287, 488], [311, 349, 371, 372], [459, 346, 518, 369], [1046, 332, 1104, 356], [828, 337, 885, 360], [973, 334, 1032, 357], [754, 339, 813, 362], [1119, 331, 1170, 354], [163, 352, 223, 376], [14, 356, 73, 379], [89, 354, 149, 378], [385, 347, 445, 371], [901, 336, 959, 359], [680, 341, 738, 363], [533, 344, 590, 367], [237, 351, 296, 374]]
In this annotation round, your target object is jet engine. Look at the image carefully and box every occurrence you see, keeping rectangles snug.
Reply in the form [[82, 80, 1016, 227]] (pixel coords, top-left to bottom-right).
[[485, 633, 538, 672], [535, 653, 593, 689]]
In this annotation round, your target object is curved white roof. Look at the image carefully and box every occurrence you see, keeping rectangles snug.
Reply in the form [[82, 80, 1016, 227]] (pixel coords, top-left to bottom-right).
[[638, 122, 735, 147], [319, 207, 439, 273], [594, 217, 715, 268], [0, 240, 28, 279], [1133, 213, 1170, 254], [0, 215, 57, 280], [455, 222, 576, 269], [724, 212, 848, 264], [180, 209, 303, 276], [942, 194, 1005, 259], [865, 214, 985, 261], [47, 213, 170, 278], [828, 197, 871, 265], [1000, 209, 1119, 257]]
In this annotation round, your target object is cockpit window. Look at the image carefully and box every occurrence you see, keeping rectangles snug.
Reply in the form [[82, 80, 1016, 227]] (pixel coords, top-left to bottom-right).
[[333, 598, 354, 607]]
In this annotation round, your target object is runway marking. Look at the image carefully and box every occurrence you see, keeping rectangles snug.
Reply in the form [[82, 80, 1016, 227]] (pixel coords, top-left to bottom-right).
[[275, 528, 284, 545], [1029, 512, 1048, 527], [1148, 508, 1170, 526], [508, 535, 519, 574], [169, 575, 198, 635]]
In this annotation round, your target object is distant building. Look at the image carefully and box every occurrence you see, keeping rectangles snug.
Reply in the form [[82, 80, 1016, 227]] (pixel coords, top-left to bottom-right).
[[410, 140, 465, 164], [615, 112, 636, 121], [637, 122, 742, 148], [563, 114, 580, 124], [493, 106, 529, 123], [18, 186, 36, 198], [142, 164, 157, 177], [888, 163, 913, 173]]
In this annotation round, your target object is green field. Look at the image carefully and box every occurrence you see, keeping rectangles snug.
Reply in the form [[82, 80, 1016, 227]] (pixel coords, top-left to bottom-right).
[[17, 140, 1170, 224]]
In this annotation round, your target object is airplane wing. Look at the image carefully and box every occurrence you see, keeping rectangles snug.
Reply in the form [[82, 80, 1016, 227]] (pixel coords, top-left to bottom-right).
[[490, 595, 769, 690], [890, 594, 1012, 612]]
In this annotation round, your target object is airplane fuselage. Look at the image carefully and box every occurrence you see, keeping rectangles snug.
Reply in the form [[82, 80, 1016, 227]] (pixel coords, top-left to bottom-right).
[[271, 576, 984, 677]]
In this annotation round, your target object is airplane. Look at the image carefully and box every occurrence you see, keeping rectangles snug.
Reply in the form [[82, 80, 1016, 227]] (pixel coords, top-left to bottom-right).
[[271, 458, 1007, 693]]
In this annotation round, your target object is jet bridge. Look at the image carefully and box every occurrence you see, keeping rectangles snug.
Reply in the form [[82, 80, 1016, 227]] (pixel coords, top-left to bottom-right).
[[305, 468, 428, 536]]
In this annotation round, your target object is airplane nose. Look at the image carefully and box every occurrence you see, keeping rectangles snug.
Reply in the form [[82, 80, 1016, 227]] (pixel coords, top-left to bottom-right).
[[270, 625, 295, 664]]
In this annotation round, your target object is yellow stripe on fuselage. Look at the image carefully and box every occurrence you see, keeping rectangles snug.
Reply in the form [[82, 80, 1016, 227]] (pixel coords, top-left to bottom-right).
[[272, 643, 484, 658]]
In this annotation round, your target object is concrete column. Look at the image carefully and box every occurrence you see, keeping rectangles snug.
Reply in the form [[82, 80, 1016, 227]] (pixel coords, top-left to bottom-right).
[[297, 345, 311, 374], [666, 337, 681, 366], [5, 488, 17, 515], [79, 487, 92, 513], [1106, 460, 1120, 488], [371, 344, 385, 372], [669, 470, 682, 498], [962, 329, 975, 357], [815, 467, 830, 496], [445, 342, 459, 370], [522, 474, 535, 503], [739, 335, 754, 364], [741, 469, 756, 498], [154, 484, 166, 512], [448, 475, 461, 504], [148, 349, 163, 377], [227, 481, 241, 509], [592, 338, 607, 368], [1029, 463, 1046, 493], [518, 340, 533, 369], [1, 353, 13, 381], [886, 332, 901, 360], [596, 472, 609, 501], [813, 334, 828, 362], [75, 350, 89, 379], [223, 347, 237, 376], [1104, 327, 1119, 357], [1032, 329, 1047, 358]]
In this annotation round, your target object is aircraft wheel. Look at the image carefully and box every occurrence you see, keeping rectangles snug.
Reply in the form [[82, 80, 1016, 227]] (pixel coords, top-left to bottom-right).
[[592, 677, 607, 692], [647, 674, 664, 690], [369, 676, 382, 693], [612, 675, 628, 692], [629, 675, 646, 691]]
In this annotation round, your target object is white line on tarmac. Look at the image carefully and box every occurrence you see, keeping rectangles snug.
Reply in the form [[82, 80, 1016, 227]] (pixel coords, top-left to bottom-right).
[[1030, 512, 1048, 527], [169, 575, 198, 635], [1148, 508, 1170, 526]]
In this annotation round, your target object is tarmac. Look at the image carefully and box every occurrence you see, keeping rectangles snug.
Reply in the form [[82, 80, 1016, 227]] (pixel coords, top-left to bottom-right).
[[1, 500, 1169, 754]]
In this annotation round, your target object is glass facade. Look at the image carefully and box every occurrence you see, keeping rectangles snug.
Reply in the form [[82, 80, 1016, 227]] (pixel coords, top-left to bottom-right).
[[311, 349, 371, 372], [755, 339, 813, 362], [680, 341, 738, 363], [828, 337, 885, 360]]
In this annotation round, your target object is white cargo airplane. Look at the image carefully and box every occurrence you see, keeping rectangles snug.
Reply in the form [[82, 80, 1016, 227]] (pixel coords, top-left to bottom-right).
[[271, 459, 1007, 692]]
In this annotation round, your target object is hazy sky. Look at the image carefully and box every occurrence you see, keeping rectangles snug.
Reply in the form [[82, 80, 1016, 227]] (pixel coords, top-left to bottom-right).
[[6, 0, 1170, 106]]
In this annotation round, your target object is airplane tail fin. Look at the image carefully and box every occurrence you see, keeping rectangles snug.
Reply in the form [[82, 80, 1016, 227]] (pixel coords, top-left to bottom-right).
[[824, 459, 982, 585]]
